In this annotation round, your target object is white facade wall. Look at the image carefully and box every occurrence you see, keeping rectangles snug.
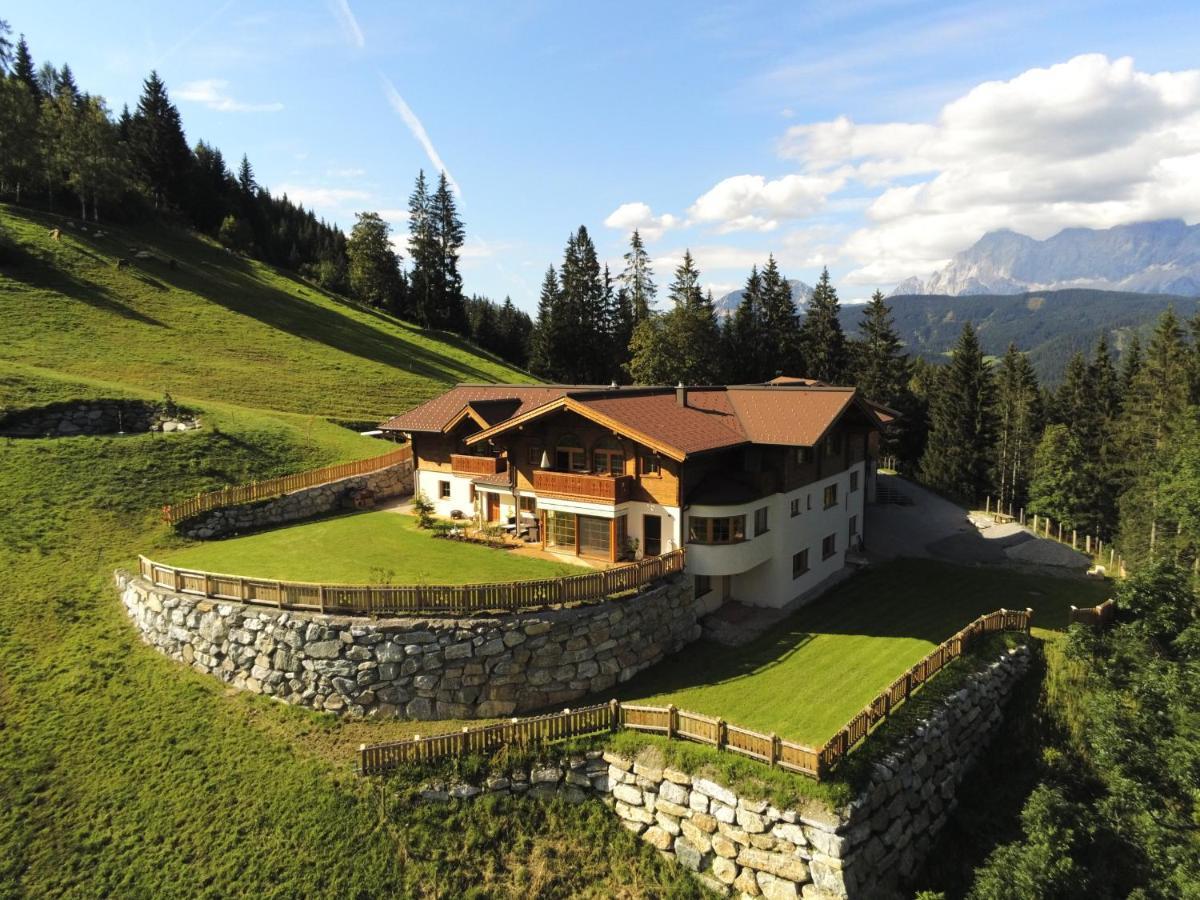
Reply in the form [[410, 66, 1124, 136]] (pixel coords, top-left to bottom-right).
[[415, 469, 477, 519], [685, 461, 866, 610]]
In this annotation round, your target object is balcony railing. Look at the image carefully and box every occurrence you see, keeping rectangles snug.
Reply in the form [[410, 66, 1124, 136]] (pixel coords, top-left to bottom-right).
[[532, 469, 634, 503], [451, 454, 507, 477]]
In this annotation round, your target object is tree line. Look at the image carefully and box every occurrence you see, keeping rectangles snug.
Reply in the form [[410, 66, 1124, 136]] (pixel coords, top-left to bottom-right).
[[0, 20, 532, 370]]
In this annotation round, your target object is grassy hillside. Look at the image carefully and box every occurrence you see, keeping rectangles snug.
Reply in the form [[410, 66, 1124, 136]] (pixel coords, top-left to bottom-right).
[[0, 203, 531, 421], [0, 211, 705, 896], [842, 288, 1200, 385]]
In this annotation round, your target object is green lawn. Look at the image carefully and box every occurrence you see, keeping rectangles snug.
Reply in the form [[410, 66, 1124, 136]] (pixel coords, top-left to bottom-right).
[[163, 511, 584, 584], [616, 559, 1111, 745]]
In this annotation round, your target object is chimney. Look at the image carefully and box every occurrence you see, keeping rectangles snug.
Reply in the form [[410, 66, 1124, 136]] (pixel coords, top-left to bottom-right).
[[676, 382, 687, 407]]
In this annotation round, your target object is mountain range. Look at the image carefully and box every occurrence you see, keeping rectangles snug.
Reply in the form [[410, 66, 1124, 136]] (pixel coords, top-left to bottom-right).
[[892, 220, 1200, 297]]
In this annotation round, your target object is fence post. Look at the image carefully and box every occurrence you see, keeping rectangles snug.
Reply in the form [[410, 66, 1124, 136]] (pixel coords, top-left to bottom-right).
[[318, 584, 326, 614], [1019, 508, 1025, 526], [1025, 607, 1033, 633], [1072, 529, 1077, 549], [461, 727, 470, 757], [716, 717, 726, 751], [985, 496, 991, 514], [203, 573, 211, 598], [609, 698, 620, 732], [666, 704, 677, 740], [769, 733, 779, 767]]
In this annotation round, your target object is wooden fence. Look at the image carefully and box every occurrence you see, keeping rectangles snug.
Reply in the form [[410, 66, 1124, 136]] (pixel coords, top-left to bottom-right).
[[137, 547, 686, 616], [358, 607, 1032, 779], [162, 444, 412, 524], [982, 496, 1124, 576], [1069, 598, 1115, 627]]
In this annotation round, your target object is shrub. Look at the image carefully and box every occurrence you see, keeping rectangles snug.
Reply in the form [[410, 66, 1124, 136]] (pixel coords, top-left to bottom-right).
[[412, 492, 435, 529]]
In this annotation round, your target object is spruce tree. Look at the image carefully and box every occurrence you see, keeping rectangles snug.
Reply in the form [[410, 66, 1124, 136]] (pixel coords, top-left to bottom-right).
[[0, 19, 10, 75], [1090, 334, 1121, 419], [12, 35, 39, 101], [346, 211, 402, 310], [919, 322, 995, 502], [1028, 425, 1089, 528], [407, 170, 437, 327], [529, 266, 563, 380], [725, 265, 764, 382], [759, 255, 802, 379], [993, 345, 1042, 509], [798, 267, 847, 383], [852, 290, 909, 404], [431, 171, 467, 334], [1052, 352, 1089, 425], [237, 154, 255, 195], [57, 63, 79, 104], [619, 229, 656, 325], [653, 252, 721, 385], [129, 71, 191, 210], [627, 316, 672, 385], [1116, 309, 1193, 563], [1120, 333, 1142, 396], [0, 76, 39, 203]]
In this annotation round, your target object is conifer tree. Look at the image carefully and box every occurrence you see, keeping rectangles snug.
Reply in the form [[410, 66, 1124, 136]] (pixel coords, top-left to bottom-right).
[[12, 35, 39, 101], [919, 322, 995, 502], [1120, 333, 1142, 396], [129, 71, 191, 210], [1090, 334, 1121, 419], [430, 171, 467, 334], [56, 63, 78, 103], [0, 19, 10, 75], [852, 291, 909, 404], [798, 267, 847, 383], [1028, 424, 1089, 529], [0, 76, 39, 203], [1116, 309, 1193, 563], [993, 345, 1042, 509], [1052, 352, 1089, 425], [626, 316, 672, 385], [237, 154, 255, 195], [632, 252, 720, 385], [619, 229, 656, 325], [529, 266, 563, 380], [346, 211, 402, 310], [724, 265, 764, 382], [759, 255, 802, 379]]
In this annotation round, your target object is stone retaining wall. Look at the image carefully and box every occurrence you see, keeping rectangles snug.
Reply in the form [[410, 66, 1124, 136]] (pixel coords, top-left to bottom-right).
[[176, 461, 413, 538], [0, 398, 199, 437], [117, 570, 698, 719], [409, 643, 1033, 898]]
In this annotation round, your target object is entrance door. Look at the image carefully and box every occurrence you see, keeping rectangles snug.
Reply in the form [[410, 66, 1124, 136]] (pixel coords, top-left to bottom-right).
[[486, 493, 500, 522], [643, 515, 661, 556]]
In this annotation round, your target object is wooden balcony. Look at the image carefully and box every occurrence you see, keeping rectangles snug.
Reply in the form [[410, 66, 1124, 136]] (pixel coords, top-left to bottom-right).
[[532, 469, 634, 503], [451, 454, 507, 477]]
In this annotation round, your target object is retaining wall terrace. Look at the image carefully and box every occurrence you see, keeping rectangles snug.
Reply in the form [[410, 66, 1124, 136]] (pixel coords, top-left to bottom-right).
[[176, 461, 413, 538], [116, 570, 698, 719], [0, 399, 198, 436], [408, 643, 1033, 898]]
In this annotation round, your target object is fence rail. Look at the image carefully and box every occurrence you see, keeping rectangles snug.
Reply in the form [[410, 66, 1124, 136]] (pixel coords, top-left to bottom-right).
[[1069, 598, 1115, 627], [162, 445, 413, 524], [137, 547, 686, 616], [357, 608, 1031, 779], [982, 495, 1124, 576]]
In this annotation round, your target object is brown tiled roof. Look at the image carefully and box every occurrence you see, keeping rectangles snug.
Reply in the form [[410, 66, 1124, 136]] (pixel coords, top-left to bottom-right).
[[379, 385, 597, 433], [423, 382, 882, 458], [577, 389, 747, 456], [725, 387, 858, 446]]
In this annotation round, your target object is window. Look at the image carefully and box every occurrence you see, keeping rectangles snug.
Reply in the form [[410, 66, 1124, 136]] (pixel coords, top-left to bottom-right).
[[790, 498, 801, 517], [807, 494, 812, 511], [694, 574, 712, 597], [439, 480, 451, 499], [593, 437, 625, 476], [687, 515, 746, 544], [823, 484, 838, 509], [795, 447, 812, 465], [849, 515, 858, 537], [519, 495, 537, 513], [793, 549, 809, 578], [754, 506, 769, 536], [555, 434, 587, 472], [546, 510, 576, 548], [578, 515, 611, 556], [822, 533, 837, 560], [850, 471, 859, 493], [825, 431, 843, 457], [640, 453, 661, 475], [527, 444, 544, 466]]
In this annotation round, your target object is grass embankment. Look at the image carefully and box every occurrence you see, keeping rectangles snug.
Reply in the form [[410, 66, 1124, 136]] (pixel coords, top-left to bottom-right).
[[0, 214, 700, 896], [163, 512, 584, 584], [0, 203, 531, 421], [614, 559, 1109, 744]]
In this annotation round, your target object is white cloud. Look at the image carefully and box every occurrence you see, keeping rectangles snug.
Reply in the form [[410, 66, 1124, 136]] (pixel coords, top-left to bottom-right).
[[274, 184, 370, 209], [602, 202, 680, 241], [380, 74, 461, 197], [773, 54, 1200, 283], [329, 0, 365, 48], [328, 166, 367, 178], [687, 173, 846, 233], [177, 79, 283, 113]]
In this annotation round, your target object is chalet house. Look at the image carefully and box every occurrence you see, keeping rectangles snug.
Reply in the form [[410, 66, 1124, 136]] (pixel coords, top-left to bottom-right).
[[381, 382, 885, 611]]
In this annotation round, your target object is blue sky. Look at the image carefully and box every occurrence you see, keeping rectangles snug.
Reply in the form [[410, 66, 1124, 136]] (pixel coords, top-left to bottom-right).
[[9, 1, 1200, 310]]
